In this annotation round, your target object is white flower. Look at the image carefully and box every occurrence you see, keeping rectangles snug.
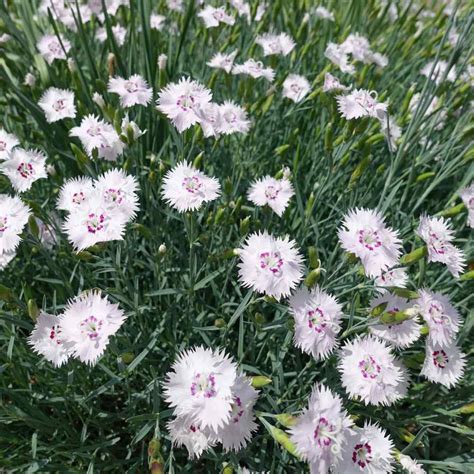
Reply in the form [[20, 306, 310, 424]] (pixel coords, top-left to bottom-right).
[[322, 72, 350, 93], [369, 293, 421, 349], [338, 208, 402, 277], [157, 77, 213, 133], [421, 341, 466, 388], [161, 161, 220, 212], [255, 32, 295, 56], [88, 0, 127, 17], [94, 169, 139, 221], [62, 196, 128, 251], [217, 101, 251, 135], [60, 291, 126, 365], [290, 384, 353, 472], [460, 182, 474, 228], [338, 335, 409, 406], [198, 6, 235, 28], [374, 267, 409, 292], [314, 6, 334, 21], [399, 454, 427, 474], [163, 346, 238, 431], [340, 422, 395, 473], [0, 195, 31, 256], [96, 25, 127, 46], [38, 87, 76, 123], [289, 286, 343, 360], [57, 177, 95, 212], [420, 60, 456, 85], [370, 51, 389, 68], [69, 114, 124, 161], [416, 289, 461, 347], [416, 215, 466, 278], [341, 34, 372, 62], [232, 59, 275, 82], [247, 176, 294, 217], [324, 42, 355, 74], [336, 89, 388, 120], [207, 51, 238, 73], [24, 72, 36, 87], [237, 231, 304, 300], [37, 34, 71, 64], [107, 74, 153, 107], [0, 129, 19, 160], [167, 415, 216, 459], [282, 74, 311, 103], [0, 148, 48, 192], [28, 311, 70, 367], [195, 103, 223, 138], [214, 375, 259, 452], [150, 13, 166, 30], [167, 0, 183, 12]]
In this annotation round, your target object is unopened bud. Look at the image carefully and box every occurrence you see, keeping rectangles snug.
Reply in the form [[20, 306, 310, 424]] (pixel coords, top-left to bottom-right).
[[93, 92, 106, 108], [304, 268, 321, 288], [23, 72, 36, 87], [214, 318, 226, 328], [400, 246, 428, 265], [158, 54, 167, 70], [239, 216, 250, 235], [67, 58, 76, 72], [275, 413, 297, 428], [158, 243, 167, 255], [27, 299, 39, 320], [251, 375, 272, 388], [46, 164, 56, 176]]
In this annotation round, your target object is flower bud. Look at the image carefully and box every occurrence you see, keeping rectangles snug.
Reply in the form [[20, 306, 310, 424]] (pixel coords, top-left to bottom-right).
[[27, 299, 39, 320], [239, 216, 250, 235], [275, 413, 297, 428], [251, 375, 272, 388], [400, 246, 428, 265], [304, 268, 320, 288], [93, 92, 106, 108], [28, 215, 39, 238], [388, 287, 419, 299], [214, 318, 226, 328], [67, 58, 76, 73], [107, 53, 116, 76], [121, 352, 135, 364], [158, 243, 167, 255], [269, 426, 299, 458], [158, 54, 167, 70], [437, 203, 465, 218]]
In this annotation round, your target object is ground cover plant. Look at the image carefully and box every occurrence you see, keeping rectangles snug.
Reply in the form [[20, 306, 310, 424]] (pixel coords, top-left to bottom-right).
[[0, 0, 473, 472]]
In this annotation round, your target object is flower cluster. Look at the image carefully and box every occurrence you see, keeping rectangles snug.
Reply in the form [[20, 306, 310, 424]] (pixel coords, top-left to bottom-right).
[[28, 291, 126, 366], [164, 347, 259, 458], [59, 169, 139, 251]]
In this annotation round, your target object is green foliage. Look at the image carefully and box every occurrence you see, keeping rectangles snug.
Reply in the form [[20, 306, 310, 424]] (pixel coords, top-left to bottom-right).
[[0, 0, 472, 472]]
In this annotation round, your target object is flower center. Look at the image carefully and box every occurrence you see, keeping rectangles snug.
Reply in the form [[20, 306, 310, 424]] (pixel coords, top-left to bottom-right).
[[72, 191, 86, 205], [428, 232, 447, 254], [264, 185, 280, 200], [176, 94, 195, 111], [190, 372, 217, 398], [358, 229, 382, 251], [125, 80, 139, 93], [223, 111, 237, 123], [352, 442, 373, 468], [48, 41, 60, 53], [182, 175, 203, 194], [53, 99, 66, 111], [433, 349, 448, 368], [0, 216, 7, 233], [104, 188, 123, 204], [80, 315, 103, 340], [313, 417, 335, 448], [17, 162, 34, 178], [230, 396, 244, 423], [87, 125, 103, 136], [259, 251, 284, 275], [359, 355, 381, 379], [307, 307, 327, 332], [49, 324, 62, 345], [428, 303, 448, 325], [213, 10, 224, 20], [290, 83, 302, 93], [86, 213, 106, 233]]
